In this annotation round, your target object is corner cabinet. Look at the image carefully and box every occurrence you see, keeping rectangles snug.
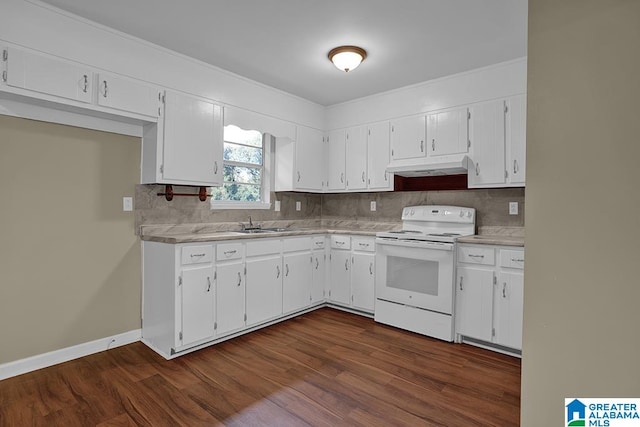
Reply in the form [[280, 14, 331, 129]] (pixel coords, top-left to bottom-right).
[[141, 90, 223, 186], [455, 243, 524, 354], [274, 126, 325, 192]]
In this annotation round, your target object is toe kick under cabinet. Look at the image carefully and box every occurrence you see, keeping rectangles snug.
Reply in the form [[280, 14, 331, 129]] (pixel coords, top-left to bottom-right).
[[455, 243, 524, 355]]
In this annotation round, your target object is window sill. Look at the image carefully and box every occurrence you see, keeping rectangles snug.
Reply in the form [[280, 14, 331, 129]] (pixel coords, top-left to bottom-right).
[[210, 201, 272, 210]]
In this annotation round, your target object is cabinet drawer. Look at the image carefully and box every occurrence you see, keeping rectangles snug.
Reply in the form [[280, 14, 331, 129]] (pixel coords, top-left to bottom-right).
[[458, 245, 495, 265], [217, 242, 244, 261], [246, 239, 281, 257], [311, 236, 326, 250], [331, 235, 351, 250], [352, 236, 375, 252], [181, 245, 214, 265], [283, 236, 312, 252], [500, 249, 525, 269]]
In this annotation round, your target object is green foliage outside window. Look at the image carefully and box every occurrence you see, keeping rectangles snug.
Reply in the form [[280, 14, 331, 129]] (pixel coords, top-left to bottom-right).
[[211, 125, 264, 203]]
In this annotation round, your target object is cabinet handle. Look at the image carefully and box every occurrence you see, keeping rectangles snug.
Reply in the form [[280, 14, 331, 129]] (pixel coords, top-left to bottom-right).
[[468, 254, 485, 259], [369, 262, 373, 275], [214, 161, 218, 175], [315, 241, 323, 247], [82, 75, 88, 93], [511, 258, 524, 263], [475, 163, 480, 176], [315, 258, 319, 269], [335, 241, 345, 246], [361, 171, 365, 182], [102, 80, 108, 98], [340, 172, 344, 183], [420, 140, 424, 152], [345, 259, 349, 271], [502, 283, 507, 298], [459, 276, 464, 290], [513, 160, 519, 174], [206, 277, 212, 292], [190, 253, 206, 258], [297, 171, 301, 182], [384, 171, 388, 181], [276, 265, 280, 278], [432, 139, 435, 152], [237, 272, 242, 286], [285, 264, 289, 277], [224, 250, 237, 256]]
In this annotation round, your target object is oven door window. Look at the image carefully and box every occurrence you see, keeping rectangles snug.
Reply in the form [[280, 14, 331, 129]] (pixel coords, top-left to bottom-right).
[[387, 256, 439, 296]]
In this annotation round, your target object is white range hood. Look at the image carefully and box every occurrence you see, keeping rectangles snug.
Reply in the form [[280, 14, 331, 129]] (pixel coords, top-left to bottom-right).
[[386, 155, 470, 177]]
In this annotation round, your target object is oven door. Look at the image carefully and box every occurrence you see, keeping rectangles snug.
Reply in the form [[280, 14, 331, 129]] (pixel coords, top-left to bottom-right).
[[375, 238, 455, 314]]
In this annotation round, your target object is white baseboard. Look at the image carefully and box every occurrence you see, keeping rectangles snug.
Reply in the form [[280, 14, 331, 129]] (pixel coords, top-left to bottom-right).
[[0, 329, 141, 381]]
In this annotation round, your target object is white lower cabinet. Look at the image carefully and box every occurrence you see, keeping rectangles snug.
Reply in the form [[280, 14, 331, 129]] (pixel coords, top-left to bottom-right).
[[329, 235, 376, 314], [142, 233, 375, 359], [310, 236, 327, 304], [215, 245, 246, 337], [282, 237, 313, 314], [245, 239, 283, 327], [455, 243, 525, 352], [329, 236, 352, 305]]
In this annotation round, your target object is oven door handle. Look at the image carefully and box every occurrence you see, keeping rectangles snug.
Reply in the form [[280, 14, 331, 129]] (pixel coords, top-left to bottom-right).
[[375, 237, 454, 251]]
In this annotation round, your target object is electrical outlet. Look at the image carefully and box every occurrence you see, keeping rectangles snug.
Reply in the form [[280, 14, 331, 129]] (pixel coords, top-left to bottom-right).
[[296, 201, 301, 211], [123, 197, 133, 212], [274, 200, 281, 212], [509, 202, 518, 215], [370, 201, 377, 211]]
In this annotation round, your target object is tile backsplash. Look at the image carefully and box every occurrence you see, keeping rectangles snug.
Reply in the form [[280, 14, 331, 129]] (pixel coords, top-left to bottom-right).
[[135, 184, 524, 233]]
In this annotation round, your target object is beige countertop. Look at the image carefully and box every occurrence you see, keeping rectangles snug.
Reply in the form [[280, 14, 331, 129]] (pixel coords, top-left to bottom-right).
[[139, 220, 398, 244], [457, 226, 525, 247], [140, 222, 524, 246]]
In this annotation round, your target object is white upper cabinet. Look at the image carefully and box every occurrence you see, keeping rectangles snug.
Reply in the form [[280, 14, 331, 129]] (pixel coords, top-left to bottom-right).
[[367, 121, 393, 191], [295, 126, 325, 191], [95, 73, 161, 118], [345, 126, 367, 191], [468, 100, 506, 187], [3, 47, 93, 104], [390, 115, 426, 161], [468, 96, 526, 188], [505, 94, 527, 186], [327, 129, 346, 191], [425, 107, 469, 158], [142, 90, 223, 186]]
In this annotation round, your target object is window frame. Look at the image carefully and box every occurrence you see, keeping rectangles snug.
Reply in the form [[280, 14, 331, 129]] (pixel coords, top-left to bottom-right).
[[210, 129, 272, 210]]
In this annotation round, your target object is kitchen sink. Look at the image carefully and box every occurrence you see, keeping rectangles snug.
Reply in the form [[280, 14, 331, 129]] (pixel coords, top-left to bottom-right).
[[235, 227, 296, 234]]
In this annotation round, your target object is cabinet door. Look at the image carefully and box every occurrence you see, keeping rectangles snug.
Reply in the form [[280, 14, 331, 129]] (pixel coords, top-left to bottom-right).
[[180, 266, 215, 346], [327, 129, 346, 191], [283, 252, 312, 314], [215, 261, 246, 337], [426, 108, 469, 157], [505, 95, 526, 186], [367, 122, 392, 190], [495, 271, 524, 349], [345, 126, 367, 190], [96, 73, 161, 117], [456, 266, 494, 342], [468, 100, 506, 187], [245, 256, 283, 326], [390, 115, 426, 160], [5, 47, 92, 103], [295, 126, 325, 191], [311, 250, 326, 304], [161, 91, 223, 186], [351, 253, 375, 312], [329, 250, 351, 305]]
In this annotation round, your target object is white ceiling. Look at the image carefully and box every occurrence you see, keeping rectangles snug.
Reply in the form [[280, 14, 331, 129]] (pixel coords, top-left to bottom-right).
[[39, 0, 528, 106]]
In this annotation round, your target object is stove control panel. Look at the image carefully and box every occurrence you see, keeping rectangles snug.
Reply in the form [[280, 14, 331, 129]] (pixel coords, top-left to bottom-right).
[[402, 205, 475, 223]]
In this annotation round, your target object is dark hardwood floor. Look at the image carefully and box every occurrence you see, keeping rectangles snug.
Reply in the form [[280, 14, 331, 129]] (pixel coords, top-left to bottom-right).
[[0, 308, 521, 426]]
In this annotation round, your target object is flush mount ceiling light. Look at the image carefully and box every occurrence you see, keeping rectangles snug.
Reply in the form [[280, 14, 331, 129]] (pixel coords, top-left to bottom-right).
[[328, 45, 367, 73]]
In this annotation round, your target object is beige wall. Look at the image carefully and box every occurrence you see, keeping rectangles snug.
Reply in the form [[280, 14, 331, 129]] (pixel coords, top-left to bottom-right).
[[522, 1, 640, 424], [0, 116, 141, 364]]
